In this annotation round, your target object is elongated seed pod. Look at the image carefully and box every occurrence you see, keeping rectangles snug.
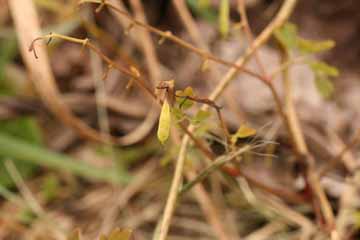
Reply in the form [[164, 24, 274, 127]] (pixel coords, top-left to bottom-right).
[[157, 99, 171, 144]]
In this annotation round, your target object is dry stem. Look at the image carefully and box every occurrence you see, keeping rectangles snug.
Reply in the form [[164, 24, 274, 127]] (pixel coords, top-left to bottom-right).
[[156, 1, 298, 239]]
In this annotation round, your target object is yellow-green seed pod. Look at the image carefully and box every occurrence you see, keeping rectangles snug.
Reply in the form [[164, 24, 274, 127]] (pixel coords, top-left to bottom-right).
[[219, 0, 229, 38], [157, 99, 171, 144]]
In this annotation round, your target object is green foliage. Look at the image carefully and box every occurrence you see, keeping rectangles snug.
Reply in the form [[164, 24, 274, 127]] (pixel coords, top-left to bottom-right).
[[218, 0, 230, 38], [40, 174, 60, 203], [231, 124, 257, 145], [274, 23, 298, 49], [298, 38, 335, 54], [314, 75, 334, 99], [186, 0, 217, 23], [274, 22, 335, 53], [157, 99, 171, 145], [310, 61, 338, 99], [0, 117, 42, 187], [0, 38, 18, 95], [274, 22, 339, 99], [0, 133, 131, 184], [172, 107, 185, 121], [17, 208, 37, 224], [310, 61, 339, 77], [176, 86, 194, 110], [191, 110, 211, 125]]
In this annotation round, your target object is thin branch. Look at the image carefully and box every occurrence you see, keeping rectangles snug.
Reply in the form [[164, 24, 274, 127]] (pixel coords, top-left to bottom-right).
[[179, 145, 251, 195], [30, 33, 156, 99], [154, 1, 298, 239], [319, 129, 360, 177], [276, 38, 335, 229], [237, 0, 267, 77], [79, 0, 268, 83]]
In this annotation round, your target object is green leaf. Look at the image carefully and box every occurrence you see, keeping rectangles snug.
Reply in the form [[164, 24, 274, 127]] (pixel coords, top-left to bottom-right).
[[309, 61, 338, 99], [171, 107, 185, 122], [192, 110, 211, 124], [40, 174, 60, 203], [199, 0, 210, 8], [219, 0, 230, 38], [0, 133, 130, 184], [310, 61, 339, 77], [314, 74, 334, 99], [176, 87, 195, 110], [0, 39, 18, 95], [298, 38, 335, 53], [0, 117, 42, 187], [187, 0, 217, 23], [274, 22, 298, 49], [17, 208, 37, 224], [157, 99, 171, 145], [231, 124, 257, 144]]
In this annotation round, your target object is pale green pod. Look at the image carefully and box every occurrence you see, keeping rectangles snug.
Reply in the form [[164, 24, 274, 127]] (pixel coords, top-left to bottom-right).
[[219, 0, 229, 38], [157, 99, 171, 144]]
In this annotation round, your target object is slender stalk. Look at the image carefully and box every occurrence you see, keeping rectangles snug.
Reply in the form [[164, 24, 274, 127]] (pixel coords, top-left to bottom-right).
[[155, 1, 298, 240], [319, 129, 360, 177], [179, 145, 251, 195], [277, 41, 335, 229]]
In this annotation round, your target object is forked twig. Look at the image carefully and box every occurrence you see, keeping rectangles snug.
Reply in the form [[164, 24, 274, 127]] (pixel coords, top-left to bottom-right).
[[29, 33, 156, 100], [78, 0, 268, 83]]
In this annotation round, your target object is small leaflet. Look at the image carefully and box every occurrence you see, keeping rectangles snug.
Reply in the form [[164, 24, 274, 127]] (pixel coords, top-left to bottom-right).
[[298, 38, 335, 53], [310, 61, 339, 99], [231, 124, 257, 145], [274, 22, 298, 49]]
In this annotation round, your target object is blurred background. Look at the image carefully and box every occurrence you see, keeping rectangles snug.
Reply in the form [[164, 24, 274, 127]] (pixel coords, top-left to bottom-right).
[[1, 0, 360, 239]]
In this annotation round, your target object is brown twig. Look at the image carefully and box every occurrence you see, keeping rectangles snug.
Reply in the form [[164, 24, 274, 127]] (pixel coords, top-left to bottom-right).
[[276, 34, 335, 230], [28, 33, 159, 145], [78, 0, 268, 83], [319, 129, 360, 177]]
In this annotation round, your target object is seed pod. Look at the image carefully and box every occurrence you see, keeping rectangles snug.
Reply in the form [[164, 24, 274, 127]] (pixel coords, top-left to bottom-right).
[[219, 0, 229, 38], [157, 99, 171, 144]]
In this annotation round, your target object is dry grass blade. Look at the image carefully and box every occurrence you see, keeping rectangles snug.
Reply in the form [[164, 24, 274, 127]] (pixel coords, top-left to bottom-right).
[[9, 0, 108, 144]]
